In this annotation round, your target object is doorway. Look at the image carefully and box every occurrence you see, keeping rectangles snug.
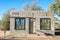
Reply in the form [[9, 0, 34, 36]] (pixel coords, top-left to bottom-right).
[[29, 18, 33, 34]]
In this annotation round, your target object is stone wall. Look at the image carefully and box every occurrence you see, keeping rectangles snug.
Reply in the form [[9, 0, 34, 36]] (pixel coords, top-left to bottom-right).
[[10, 18, 29, 34], [10, 10, 54, 35]]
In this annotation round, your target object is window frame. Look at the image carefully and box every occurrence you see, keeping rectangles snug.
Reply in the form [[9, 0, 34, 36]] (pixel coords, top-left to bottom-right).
[[15, 17, 25, 30], [40, 18, 51, 30]]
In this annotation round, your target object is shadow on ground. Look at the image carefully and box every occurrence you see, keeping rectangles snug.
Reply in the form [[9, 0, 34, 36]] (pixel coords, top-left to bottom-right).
[[55, 29, 60, 36]]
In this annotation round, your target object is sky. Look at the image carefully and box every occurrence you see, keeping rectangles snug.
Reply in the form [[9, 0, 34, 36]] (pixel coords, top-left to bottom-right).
[[0, 0, 55, 20]]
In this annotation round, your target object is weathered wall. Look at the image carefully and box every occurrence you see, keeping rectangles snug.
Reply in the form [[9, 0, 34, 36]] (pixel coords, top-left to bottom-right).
[[10, 18, 29, 34], [35, 16, 54, 35], [10, 10, 54, 35], [32, 11, 54, 35]]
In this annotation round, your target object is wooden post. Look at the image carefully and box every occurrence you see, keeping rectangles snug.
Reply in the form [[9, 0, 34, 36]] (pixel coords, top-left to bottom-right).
[[4, 27, 6, 39]]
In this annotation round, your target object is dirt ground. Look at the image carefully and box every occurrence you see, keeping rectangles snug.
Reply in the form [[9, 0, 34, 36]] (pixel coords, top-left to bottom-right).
[[0, 31, 60, 40], [0, 36, 60, 40]]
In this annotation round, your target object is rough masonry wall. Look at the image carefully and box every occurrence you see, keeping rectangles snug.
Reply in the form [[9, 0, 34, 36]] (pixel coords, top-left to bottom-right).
[[35, 16, 55, 35], [10, 10, 54, 35], [10, 18, 29, 34]]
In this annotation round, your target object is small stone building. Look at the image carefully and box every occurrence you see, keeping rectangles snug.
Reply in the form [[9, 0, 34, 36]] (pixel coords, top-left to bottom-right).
[[10, 10, 55, 36]]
